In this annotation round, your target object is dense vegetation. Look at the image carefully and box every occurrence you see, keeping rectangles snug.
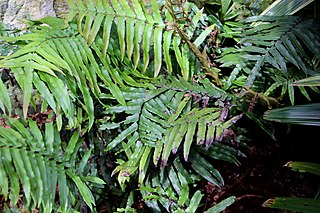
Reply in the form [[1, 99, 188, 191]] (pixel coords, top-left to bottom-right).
[[0, 0, 319, 212]]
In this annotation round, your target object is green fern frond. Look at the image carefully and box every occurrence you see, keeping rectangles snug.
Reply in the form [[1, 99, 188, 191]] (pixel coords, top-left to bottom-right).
[[139, 156, 237, 212], [100, 76, 242, 187], [0, 78, 12, 115], [0, 118, 104, 212], [65, 0, 218, 80], [0, 24, 105, 129], [66, 0, 168, 77], [218, 15, 320, 86], [140, 157, 202, 212], [263, 67, 318, 105]]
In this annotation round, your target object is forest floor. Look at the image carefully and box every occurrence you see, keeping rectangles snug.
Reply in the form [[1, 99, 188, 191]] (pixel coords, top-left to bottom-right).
[[203, 119, 320, 213]]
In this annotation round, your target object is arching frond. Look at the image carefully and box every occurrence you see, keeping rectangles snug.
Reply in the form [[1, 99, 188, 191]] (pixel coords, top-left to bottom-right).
[[0, 118, 104, 212], [264, 67, 320, 105], [218, 15, 320, 86], [0, 0, 222, 129], [0, 23, 108, 130], [0, 1, 249, 212], [66, 0, 173, 77], [100, 76, 242, 187], [65, 0, 218, 80]]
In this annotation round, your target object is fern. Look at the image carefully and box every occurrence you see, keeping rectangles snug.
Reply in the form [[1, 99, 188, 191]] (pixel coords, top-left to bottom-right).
[[65, 0, 220, 81], [141, 158, 204, 212], [218, 15, 320, 87], [66, 0, 173, 77], [0, 77, 11, 116], [0, 118, 104, 212], [0, 1, 247, 212], [0, 24, 101, 130], [139, 157, 238, 212], [100, 76, 243, 189], [264, 67, 320, 105], [0, 0, 219, 127]]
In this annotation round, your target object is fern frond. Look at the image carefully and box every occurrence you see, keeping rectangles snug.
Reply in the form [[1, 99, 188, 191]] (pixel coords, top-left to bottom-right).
[[0, 78, 12, 115], [218, 16, 320, 86], [0, 24, 105, 129], [66, 0, 166, 76], [100, 76, 242, 187], [139, 156, 237, 212], [265, 67, 316, 105], [65, 0, 219, 81], [140, 157, 202, 212], [0, 118, 104, 212]]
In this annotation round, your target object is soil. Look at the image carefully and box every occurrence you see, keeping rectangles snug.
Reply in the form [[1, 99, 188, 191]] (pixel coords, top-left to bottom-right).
[[205, 117, 320, 213]]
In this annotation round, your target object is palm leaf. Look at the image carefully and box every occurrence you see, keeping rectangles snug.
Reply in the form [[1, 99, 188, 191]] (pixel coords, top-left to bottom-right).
[[67, 0, 166, 77], [140, 155, 237, 212], [260, 0, 314, 16], [263, 161, 320, 212], [284, 161, 320, 176], [292, 75, 320, 86], [263, 197, 320, 213], [140, 158, 200, 212], [189, 150, 224, 186], [263, 67, 316, 105], [264, 103, 320, 126]]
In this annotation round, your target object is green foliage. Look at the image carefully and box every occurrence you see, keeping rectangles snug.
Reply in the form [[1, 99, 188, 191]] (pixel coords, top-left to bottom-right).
[[218, 15, 320, 88], [0, 0, 243, 212], [65, 0, 219, 80], [196, 0, 243, 41], [292, 75, 320, 86], [262, 45, 320, 212], [0, 118, 104, 212], [263, 197, 320, 213], [139, 157, 239, 212], [204, 196, 236, 212], [0, 23, 21, 57], [1, 0, 319, 212], [264, 74, 320, 126], [0, 24, 99, 131], [99, 75, 244, 211], [264, 103, 320, 126], [66, 0, 167, 77], [260, 0, 315, 16], [101, 76, 243, 189], [285, 161, 320, 176]]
